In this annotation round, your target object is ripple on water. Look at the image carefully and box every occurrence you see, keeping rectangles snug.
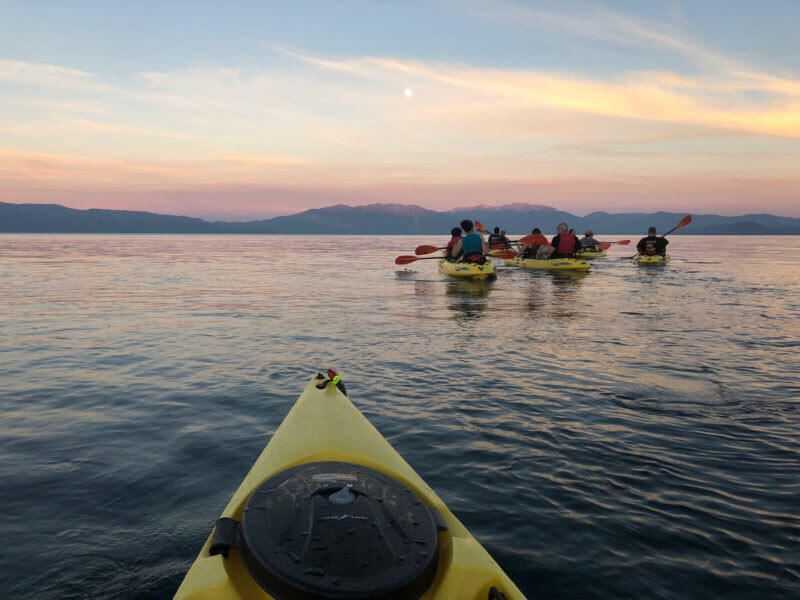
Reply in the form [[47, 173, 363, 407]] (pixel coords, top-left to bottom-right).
[[1, 234, 799, 599]]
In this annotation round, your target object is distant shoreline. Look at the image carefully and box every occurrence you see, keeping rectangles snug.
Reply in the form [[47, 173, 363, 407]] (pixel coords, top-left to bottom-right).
[[2, 201, 800, 235]]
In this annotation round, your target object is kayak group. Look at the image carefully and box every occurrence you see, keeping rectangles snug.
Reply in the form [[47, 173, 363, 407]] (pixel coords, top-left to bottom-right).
[[395, 214, 691, 276], [444, 218, 669, 262]]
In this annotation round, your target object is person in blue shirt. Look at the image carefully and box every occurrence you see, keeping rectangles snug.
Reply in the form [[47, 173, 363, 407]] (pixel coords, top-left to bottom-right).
[[451, 219, 488, 263], [579, 230, 600, 250]]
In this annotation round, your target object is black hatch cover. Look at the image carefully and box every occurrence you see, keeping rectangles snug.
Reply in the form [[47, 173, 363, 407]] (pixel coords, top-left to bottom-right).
[[239, 461, 440, 600]]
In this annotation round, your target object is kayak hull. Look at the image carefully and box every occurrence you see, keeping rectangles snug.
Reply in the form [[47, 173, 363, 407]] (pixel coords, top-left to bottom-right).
[[575, 250, 606, 259], [175, 375, 524, 600], [438, 258, 496, 280], [634, 254, 670, 265], [504, 257, 590, 271]]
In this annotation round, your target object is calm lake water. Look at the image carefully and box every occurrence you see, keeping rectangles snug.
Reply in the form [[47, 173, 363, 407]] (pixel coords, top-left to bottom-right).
[[1, 234, 799, 599]]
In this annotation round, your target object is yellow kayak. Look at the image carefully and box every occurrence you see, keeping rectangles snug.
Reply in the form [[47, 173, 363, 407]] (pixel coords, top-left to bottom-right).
[[488, 248, 512, 257], [504, 257, 590, 271], [634, 254, 670, 265], [175, 373, 524, 600], [575, 250, 606, 259], [438, 258, 496, 280]]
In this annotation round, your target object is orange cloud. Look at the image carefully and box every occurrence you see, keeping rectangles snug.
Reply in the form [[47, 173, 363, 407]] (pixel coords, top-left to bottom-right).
[[279, 48, 800, 139]]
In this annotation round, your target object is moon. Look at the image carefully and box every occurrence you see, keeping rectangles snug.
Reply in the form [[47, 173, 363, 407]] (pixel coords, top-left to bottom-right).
[[404, 88, 413, 98]]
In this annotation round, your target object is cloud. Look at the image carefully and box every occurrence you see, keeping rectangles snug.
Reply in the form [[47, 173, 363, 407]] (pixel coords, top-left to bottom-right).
[[0, 149, 316, 188], [274, 47, 800, 139], [0, 58, 96, 85], [54, 116, 195, 141], [459, 1, 739, 70]]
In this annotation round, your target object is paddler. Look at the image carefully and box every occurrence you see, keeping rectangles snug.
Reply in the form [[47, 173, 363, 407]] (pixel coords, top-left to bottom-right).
[[579, 230, 600, 251], [487, 227, 504, 246], [549, 223, 580, 258], [444, 226, 462, 260], [519, 228, 551, 259], [637, 226, 669, 256], [451, 219, 489, 263]]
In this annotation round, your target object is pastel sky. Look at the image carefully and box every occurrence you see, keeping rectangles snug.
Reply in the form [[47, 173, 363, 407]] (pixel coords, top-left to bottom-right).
[[2, 0, 799, 219]]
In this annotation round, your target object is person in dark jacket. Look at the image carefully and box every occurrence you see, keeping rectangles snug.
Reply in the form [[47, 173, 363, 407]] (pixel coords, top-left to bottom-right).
[[487, 227, 503, 246], [637, 226, 669, 256], [499, 230, 510, 248]]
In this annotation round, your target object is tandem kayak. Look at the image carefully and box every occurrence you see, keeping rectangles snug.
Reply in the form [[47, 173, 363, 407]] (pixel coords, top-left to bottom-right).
[[175, 372, 524, 600], [438, 258, 497, 280], [575, 250, 606, 260], [504, 257, 590, 271], [634, 254, 670, 265]]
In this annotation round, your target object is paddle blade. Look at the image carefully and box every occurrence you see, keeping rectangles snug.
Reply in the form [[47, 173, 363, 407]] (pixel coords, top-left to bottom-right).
[[492, 250, 517, 259], [616, 239, 631, 245], [475, 220, 487, 233], [415, 244, 441, 256], [395, 255, 420, 265], [597, 243, 611, 250], [677, 214, 692, 228]]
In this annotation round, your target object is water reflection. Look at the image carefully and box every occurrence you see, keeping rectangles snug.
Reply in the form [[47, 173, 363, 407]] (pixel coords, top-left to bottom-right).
[[446, 279, 492, 321], [550, 271, 588, 318], [515, 270, 588, 318]]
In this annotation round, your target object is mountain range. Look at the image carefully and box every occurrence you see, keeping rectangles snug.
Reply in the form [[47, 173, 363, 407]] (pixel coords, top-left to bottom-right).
[[2, 201, 800, 234]]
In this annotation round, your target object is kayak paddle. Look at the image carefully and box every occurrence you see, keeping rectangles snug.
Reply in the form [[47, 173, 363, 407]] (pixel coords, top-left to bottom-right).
[[662, 214, 692, 236], [396, 251, 516, 264], [395, 255, 443, 264], [415, 245, 445, 255], [418, 234, 540, 256], [581, 240, 629, 252]]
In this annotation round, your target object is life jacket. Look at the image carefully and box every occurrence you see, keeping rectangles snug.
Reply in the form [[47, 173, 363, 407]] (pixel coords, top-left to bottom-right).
[[461, 232, 483, 257], [527, 234, 549, 247], [556, 232, 579, 255], [445, 235, 461, 258], [522, 234, 549, 258], [487, 233, 503, 245], [580, 237, 598, 248], [644, 236, 658, 255]]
